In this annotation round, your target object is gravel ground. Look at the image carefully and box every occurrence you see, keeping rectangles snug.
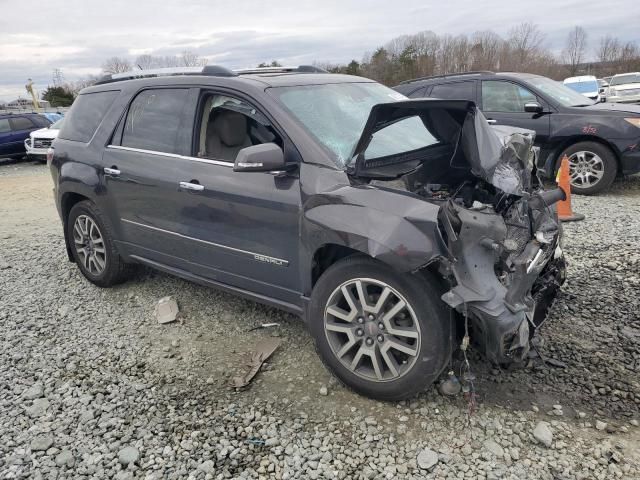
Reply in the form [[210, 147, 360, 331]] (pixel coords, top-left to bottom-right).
[[1, 161, 639, 480]]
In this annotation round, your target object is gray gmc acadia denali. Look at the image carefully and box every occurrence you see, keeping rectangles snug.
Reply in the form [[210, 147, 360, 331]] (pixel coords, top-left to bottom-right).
[[48, 65, 567, 400]]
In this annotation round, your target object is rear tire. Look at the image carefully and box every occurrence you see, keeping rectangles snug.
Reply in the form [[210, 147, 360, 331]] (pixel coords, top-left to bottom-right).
[[309, 256, 451, 401], [67, 200, 131, 287], [558, 141, 617, 195]]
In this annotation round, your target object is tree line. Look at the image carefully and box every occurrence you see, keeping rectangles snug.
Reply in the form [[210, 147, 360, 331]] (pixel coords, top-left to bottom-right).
[[44, 23, 640, 106], [321, 24, 640, 85]]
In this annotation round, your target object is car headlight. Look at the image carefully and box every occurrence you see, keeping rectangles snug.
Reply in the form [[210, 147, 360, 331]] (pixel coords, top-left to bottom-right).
[[624, 118, 640, 128]]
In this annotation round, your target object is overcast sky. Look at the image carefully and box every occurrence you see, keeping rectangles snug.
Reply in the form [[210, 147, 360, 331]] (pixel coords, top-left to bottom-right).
[[1, 0, 638, 101]]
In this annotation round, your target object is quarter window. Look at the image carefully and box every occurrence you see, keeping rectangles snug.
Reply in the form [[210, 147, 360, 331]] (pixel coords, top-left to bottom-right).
[[430, 81, 476, 102], [121, 89, 189, 154], [0, 119, 10, 133], [482, 81, 537, 112], [32, 116, 51, 127], [9, 117, 34, 131], [59, 91, 119, 142]]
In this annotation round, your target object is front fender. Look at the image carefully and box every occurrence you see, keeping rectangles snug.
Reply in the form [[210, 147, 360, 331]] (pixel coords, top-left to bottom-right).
[[301, 184, 447, 294]]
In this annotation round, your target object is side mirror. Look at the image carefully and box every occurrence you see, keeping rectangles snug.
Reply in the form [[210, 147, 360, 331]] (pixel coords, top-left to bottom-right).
[[524, 102, 544, 113], [233, 143, 285, 172]]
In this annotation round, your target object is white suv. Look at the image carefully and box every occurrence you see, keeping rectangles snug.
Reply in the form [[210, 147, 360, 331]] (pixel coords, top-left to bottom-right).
[[25, 118, 64, 160]]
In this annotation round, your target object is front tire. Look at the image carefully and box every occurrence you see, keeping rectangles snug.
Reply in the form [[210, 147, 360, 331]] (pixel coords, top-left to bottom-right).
[[558, 141, 617, 195], [67, 200, 131, 287], [309, 256, 452, 401]]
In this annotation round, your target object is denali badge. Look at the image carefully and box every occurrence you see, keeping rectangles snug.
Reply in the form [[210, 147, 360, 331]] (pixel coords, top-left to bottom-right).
[[253, 254, 288, 266]]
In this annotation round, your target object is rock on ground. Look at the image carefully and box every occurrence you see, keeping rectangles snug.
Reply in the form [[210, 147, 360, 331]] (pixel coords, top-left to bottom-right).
[[417, 447, 439, 470], [117, 446, 139, 466], [1, 162, 639, 480], [533, 421, 553, 447]]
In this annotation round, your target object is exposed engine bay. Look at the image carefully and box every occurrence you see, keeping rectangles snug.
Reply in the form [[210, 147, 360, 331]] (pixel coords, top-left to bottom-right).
[[355, 100, 567, 364]]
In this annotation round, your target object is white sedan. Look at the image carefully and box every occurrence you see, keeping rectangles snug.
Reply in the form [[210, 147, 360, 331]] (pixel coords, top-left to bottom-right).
[[25, 118, 64, 160]]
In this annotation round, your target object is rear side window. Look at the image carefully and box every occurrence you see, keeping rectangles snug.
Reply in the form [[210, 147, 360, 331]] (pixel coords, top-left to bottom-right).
[[32, 116, 51, 127], [407, 86, 428, 98], [9, 117, 35, 131], [121, 89, 189, 154], [0, 119, 10, 133], [59, 91, 119, 142], [430, 82, 476, 102]]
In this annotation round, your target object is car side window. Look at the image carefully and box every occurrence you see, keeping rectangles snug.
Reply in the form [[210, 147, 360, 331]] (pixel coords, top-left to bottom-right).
[[9, 117, 34, 131], [59, 91, 120, 143], [407, 86, 428, 98], [430, 81, 476, 102], [197, 94, 282, 163], [0, 119, 10, 133], [32, 116, 51, 128], [121, 89, 189, 154], [482, 81, 537, 112]]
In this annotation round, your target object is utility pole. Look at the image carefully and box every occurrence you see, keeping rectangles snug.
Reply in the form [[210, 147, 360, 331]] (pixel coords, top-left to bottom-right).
[[52, 69, 65, 88]]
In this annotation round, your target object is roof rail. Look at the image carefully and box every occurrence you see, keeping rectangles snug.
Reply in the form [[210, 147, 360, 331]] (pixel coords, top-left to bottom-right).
[[95, 65, 237, 85], [234, 65, 328, 75], [94, 64, 329, 85], [399, 71, 495, 85]]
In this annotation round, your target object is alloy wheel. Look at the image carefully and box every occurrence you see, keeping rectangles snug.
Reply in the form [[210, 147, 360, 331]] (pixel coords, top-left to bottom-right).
[[72, 215, 106, 275], [568, 151, 604, 189], [323, 278, 421, 382]]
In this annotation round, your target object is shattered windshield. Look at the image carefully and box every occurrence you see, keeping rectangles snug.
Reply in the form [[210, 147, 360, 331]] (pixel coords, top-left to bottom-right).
[[269, 83, 438, 167]]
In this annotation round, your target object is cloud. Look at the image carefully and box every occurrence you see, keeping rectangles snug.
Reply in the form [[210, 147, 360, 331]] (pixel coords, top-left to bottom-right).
[[0, 0, 638, 100]]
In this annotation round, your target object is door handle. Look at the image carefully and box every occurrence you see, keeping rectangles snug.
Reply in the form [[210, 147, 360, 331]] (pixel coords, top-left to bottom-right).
[[104, 167, 121, 176], [486, 119, 497, 124], [179, 181, 205, 192]]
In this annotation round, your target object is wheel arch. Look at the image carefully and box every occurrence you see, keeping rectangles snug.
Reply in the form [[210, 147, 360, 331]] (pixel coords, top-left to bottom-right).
[[60, 191, 92, 261], [549, 135, 621, 173]]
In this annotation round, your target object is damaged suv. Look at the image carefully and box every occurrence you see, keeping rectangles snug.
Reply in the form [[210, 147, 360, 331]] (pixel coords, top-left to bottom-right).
[[49, 66, 566, 400]]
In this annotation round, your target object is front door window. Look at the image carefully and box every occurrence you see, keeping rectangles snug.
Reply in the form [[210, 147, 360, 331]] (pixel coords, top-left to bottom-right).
[[482, 81, 537, 112]]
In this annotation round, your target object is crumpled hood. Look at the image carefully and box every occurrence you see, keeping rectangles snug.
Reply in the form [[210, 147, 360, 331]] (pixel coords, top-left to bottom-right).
[[348, 99, 535, 196]]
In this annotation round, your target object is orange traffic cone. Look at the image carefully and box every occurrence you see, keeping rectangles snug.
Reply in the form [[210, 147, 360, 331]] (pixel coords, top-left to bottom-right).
[[556, 155, 585, 222]]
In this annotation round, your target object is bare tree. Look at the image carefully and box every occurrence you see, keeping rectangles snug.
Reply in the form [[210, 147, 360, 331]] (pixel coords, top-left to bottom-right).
[[506, 22, 545, 70], [470, 31, 503, 71], [619, 41, 640, 72], [181, 51, 200, 67], [595, 36, 640, 74], [102, 57, 132, 74], [135, 54, 156, 70], [563, 26, 587, 76], [437, 35, 457, 74], [597, 35, 621, 65]]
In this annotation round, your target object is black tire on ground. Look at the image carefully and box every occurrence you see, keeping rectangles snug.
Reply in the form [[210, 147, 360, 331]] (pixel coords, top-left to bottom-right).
[[308, 256, 452, 401], [67, 200, 131, 287], [557, 141, 617, 195]]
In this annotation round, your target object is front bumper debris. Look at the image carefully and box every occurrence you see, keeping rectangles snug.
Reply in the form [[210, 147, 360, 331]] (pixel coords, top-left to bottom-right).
[[438, 193, 566, 364]]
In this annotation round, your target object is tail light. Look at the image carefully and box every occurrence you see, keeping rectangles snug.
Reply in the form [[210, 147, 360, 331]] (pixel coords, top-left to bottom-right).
[[46, 147, 54, 165]]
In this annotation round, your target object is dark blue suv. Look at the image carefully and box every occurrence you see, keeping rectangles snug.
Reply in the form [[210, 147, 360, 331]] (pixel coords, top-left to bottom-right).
[[0, 113, 51, 159]]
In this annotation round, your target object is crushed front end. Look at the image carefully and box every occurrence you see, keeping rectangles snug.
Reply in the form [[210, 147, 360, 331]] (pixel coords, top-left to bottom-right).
[[438, 191, 566, 363], [350, 99, 567, 364]]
